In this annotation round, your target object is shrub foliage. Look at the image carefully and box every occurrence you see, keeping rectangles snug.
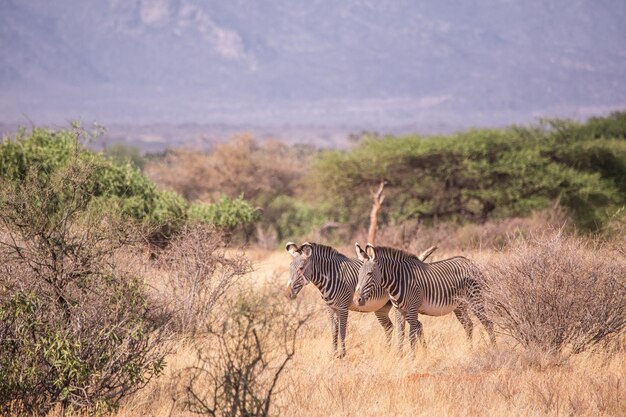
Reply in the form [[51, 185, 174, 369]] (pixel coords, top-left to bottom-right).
[[144, 136, 322, 242], [0, 153, 169, 415], [189, 196, 260, 234]]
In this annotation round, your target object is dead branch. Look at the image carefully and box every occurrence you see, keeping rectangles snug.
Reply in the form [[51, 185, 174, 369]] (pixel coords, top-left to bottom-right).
[[367, 179, 386, 244]]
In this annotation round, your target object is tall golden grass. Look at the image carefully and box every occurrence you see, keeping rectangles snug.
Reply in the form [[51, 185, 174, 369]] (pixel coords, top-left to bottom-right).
[[110, 232, 625, 417]]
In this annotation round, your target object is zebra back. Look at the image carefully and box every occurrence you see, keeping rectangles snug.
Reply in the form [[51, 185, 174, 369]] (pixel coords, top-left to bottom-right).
[[372, 246, 479, 309]]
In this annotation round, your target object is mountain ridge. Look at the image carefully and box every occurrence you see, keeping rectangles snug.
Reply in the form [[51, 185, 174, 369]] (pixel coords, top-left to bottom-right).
[[1, 0, 625, 129]]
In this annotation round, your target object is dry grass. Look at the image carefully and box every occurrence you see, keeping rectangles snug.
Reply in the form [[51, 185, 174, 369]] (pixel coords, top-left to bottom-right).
[[110, 243, 626, 417], [281, 315, 625, 417]]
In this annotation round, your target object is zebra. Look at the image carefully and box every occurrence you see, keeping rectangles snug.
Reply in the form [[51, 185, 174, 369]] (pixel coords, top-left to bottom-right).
[[285, 242, 437, 358], [354, 243, 495, 352], [285, 241, 394, 358]]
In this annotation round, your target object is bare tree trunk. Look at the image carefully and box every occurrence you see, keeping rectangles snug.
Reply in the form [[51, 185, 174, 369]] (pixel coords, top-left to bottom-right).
[[367, 180, 386, 244]]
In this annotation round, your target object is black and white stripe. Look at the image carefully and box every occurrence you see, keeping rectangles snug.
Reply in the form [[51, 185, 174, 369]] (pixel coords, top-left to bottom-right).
[[355, 244, 495, 351], [286, 242, 393, 358]]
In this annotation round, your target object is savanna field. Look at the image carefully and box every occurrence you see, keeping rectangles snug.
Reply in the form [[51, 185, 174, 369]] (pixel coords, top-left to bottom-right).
[[1, 114, 625, 416], [117, 238, 626, 417]]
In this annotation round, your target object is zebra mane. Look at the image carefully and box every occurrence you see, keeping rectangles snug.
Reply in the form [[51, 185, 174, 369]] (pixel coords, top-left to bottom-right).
[[373, 246, 422, 262], [306, 242, 350, 260]]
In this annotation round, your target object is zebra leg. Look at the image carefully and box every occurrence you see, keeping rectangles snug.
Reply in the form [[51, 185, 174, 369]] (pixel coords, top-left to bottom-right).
[[453, 304, 474, 341], [395, 308, 406, 352], [327, 307, 338, 355], [469, 298, 496, 345], [337, 308, 349, 358], [407, 312, 426, 352], [374, 303, 393, 345], [473, 307, 496, 345]]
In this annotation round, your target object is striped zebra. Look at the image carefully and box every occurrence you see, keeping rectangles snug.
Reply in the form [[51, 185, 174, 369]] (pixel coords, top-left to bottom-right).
[[285, 241, 394, 358], [354, 243, 495, 351]]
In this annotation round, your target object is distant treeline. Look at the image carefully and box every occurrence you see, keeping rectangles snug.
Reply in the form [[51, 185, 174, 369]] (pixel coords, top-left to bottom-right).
[[2, 113, 625, 245], [313, 112, 626, 233], [147, 112, 626, 240]]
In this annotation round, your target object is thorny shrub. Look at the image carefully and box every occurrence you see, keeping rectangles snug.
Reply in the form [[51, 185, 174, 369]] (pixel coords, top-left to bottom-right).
[[482, 230, 626, 354], [180, 285, 311, 417], [156, 225, 252, 337]]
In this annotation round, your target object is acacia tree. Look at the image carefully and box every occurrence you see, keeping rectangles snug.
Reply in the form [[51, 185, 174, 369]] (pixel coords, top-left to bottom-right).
[[312, 116, 626, 233]]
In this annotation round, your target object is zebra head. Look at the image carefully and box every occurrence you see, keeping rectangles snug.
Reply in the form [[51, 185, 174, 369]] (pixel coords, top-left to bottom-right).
[[354, 243, 382, 307], [285, 242, 313, 300]]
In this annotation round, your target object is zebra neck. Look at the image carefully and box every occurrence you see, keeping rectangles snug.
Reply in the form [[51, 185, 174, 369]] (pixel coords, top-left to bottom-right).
[[310, 257, 358, 289], [309, 268, 326, 287], [380, 259, 424, 293]]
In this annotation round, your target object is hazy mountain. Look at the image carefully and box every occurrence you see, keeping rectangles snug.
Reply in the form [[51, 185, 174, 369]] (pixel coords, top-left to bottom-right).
[[1, 0, 625, 130]]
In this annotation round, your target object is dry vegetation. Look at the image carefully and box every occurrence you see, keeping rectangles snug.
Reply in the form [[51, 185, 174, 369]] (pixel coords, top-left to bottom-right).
[[104, 229, 626, 417], [2, 161, 623, 416], [369, 205, 570, 253], [483, 231, 626, 354], [144, 135, 307, 203], [3, 120, 625, 416], [154, 226, 253, 338]]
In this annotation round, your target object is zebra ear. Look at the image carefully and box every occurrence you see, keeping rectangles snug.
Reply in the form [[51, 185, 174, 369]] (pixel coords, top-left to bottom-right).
[[300, 242, 313, 258], [365, 244, 376, 260], [285, 242, 298, 257], [355, 242, 367, 261]]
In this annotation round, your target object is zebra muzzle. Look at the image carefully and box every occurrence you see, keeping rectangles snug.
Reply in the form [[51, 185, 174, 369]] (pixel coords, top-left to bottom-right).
[[354, 289, 365, 306], [284, 286, 296, 300]]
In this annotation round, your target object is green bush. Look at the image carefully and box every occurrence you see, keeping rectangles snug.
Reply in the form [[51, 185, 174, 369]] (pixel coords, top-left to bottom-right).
[[1, 127, 161, 222], [547, 111, 626, 142], [0, 127, 76, 181], [549, 138, 626, 194], [189, 196, 260, 232], [0, 126, 259, 243], [147, 190, 189, 245], [265, 195, 327, 240], [103, 143, 145, 170], [0, 155, 168, 415]]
